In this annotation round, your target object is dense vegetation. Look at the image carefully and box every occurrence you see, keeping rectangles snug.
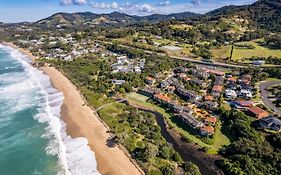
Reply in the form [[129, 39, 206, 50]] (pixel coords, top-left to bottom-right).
[[217, 109, 281, 175], [98, 103, 201, 175]]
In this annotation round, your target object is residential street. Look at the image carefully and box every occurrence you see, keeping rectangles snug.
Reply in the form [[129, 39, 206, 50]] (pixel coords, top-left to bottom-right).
[[259, 80, 281, 115]]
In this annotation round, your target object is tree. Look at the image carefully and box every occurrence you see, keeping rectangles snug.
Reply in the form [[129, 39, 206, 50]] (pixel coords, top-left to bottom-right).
[[144, 143, 159, 161], [183, 162, 201, 175]]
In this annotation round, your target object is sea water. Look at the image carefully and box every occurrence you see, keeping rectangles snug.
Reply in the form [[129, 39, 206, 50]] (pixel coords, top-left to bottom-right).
[[0, 45, 100, 175]]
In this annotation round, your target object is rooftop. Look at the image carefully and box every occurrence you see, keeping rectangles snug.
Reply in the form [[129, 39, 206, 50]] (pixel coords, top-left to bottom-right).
[[154, 93, 171, 102], [248, 107, 269, 116], [201, 126, 215, 134], [212, 85, 223, 92], [205, 117, 217, 123]]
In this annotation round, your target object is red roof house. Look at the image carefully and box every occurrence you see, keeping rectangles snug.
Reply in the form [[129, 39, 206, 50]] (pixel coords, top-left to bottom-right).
[[247, 107, 269, 119], [200, 126, 215, 136]]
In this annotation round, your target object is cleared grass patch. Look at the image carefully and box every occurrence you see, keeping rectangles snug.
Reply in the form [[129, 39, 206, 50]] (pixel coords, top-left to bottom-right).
[[211, 41, 281, 61]]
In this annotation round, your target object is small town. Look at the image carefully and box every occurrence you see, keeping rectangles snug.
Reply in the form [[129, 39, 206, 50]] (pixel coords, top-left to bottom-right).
[[1, 1, 281, 175]]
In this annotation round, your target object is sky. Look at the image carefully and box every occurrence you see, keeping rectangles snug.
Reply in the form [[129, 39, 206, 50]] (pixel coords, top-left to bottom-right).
[[0, 0, 257, 23]]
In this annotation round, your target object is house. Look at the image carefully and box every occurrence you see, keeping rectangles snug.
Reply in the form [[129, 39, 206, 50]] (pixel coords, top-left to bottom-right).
[[176, 87, 202, 103], [212, 85, 223, 98], [172, 104, 183, 113], [205, 101, 219, 110], [204, 117, 217, 125], [112, 80, 126, 85], [225, 89, 237, 99], [214, 76, 224, 86], [178, 112, 204, 129], [239, 89, 253, 99], [190, 78, 208, 88], [240, 74, 252, 87], [200, 126, 215, 136], [203, 69, 225, 76], [146, 76, 155, 85], [192, 69, 209, 79], [204, 95, 214, 101], [227, 77, 237, 84], [183, 106, 193, 115], [259, 116, 281, 131], [233, 100, 254, 109], [182, 77, 191, 82], [247, 107, 269, 119], [138, 88, 159, 97], [154, 93, 171, 105], [167, 85, 176, 93], [212, 85, 223, 93], [160, 81, 169, 89]]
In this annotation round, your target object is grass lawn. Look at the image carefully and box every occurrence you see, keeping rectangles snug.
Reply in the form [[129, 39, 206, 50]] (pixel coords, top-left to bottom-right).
[[126, 93, 231, 154], [211, 41, 281, 61]]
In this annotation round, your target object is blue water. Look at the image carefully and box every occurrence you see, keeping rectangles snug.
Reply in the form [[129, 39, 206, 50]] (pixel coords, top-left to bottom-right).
[[0, 45, 100, 175]]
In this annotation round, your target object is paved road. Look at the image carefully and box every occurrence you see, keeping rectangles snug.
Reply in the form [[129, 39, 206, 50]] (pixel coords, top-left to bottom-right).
[[259, 80, 281, 115]]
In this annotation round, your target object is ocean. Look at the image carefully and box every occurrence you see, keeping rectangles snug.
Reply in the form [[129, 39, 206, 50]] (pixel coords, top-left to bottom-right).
[[0, 45, 100, 175]]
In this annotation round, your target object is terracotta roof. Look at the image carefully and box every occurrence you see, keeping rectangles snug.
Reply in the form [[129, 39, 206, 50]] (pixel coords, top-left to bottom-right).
[[227, 77, 237, 82], [236, 100, 253, 107], [212, 85, 223, 92], [203, 68, 225, 76], [167, 85, 176, 90], [204, 95, 214, 101], [183, 77, 191, 81], [146, 76, 155, 81], [154, 93, 171, 102], [201, 126, 215, 134], [248, 107, 269, 117], [205, 117, 217, 124]]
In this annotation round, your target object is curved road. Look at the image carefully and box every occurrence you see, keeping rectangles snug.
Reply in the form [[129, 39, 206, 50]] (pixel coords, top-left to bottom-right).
[[259, 80, 281, 115]]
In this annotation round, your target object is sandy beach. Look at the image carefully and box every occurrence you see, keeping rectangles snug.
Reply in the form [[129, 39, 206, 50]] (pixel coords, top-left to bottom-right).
[[43, 66, 142, 175], [2, 42, 142, 175]]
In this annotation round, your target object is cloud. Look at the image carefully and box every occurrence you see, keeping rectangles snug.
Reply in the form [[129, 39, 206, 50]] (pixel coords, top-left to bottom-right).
[[137, 4, 155, 13], [158, 1, 170, 7], [90, 2, 118, 9], [60, 0, 87, 6]]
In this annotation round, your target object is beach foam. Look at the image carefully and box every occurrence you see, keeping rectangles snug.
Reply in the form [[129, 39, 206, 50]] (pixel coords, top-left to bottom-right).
[[0, 44, 100, 175]]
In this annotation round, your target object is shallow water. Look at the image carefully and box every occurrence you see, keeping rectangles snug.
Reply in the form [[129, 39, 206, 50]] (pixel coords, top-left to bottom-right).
[[0, 45, 100, 175]]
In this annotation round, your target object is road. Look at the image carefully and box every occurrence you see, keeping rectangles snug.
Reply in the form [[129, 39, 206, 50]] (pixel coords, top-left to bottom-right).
[[259, 80, 281, 115]]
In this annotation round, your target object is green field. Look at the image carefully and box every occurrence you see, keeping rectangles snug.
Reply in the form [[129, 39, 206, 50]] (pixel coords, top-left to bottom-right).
[[211, 41, 281, 61], [126, 93, 230, 154]]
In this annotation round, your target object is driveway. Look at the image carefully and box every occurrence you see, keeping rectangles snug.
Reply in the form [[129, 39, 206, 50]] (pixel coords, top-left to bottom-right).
[[259, 80, 281, 115]]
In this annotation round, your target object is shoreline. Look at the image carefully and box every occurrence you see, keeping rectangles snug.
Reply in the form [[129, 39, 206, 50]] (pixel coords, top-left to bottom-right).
[[2, 42, 143, 175]]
